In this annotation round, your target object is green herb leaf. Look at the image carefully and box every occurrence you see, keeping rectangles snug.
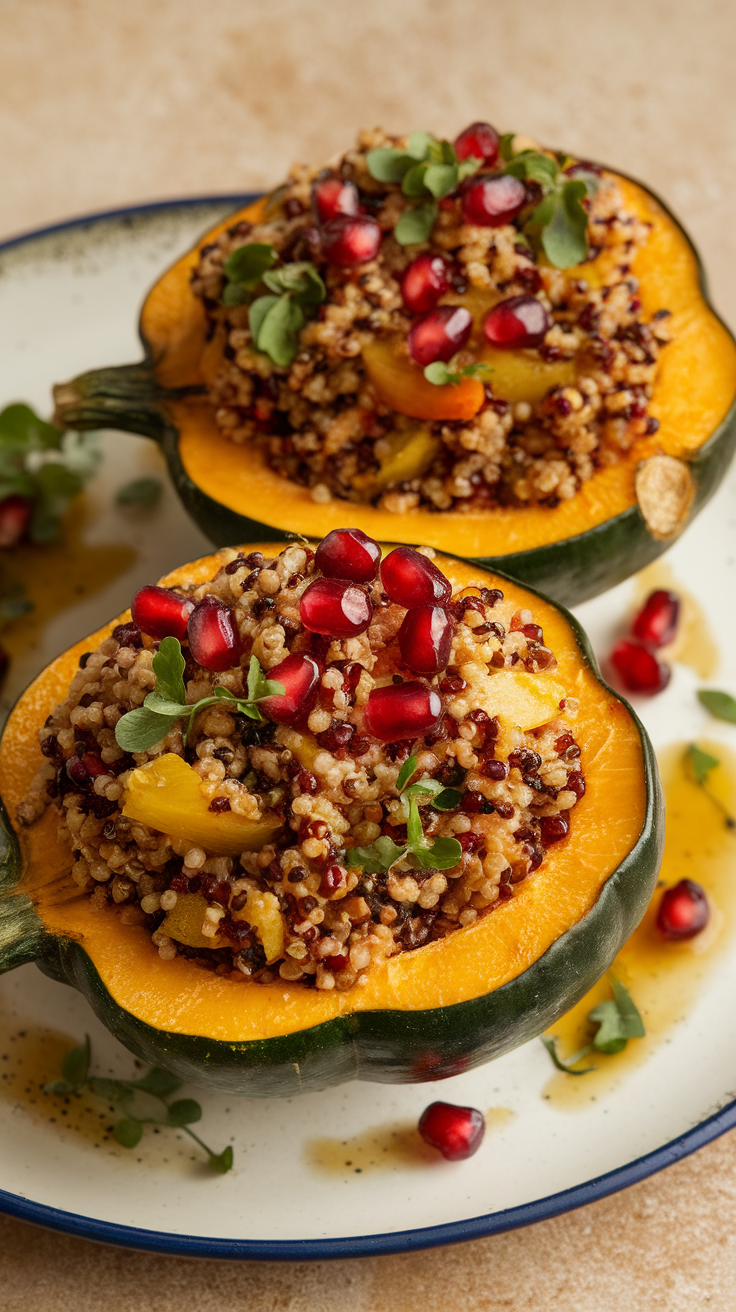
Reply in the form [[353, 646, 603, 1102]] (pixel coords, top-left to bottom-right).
[[87, 1077, 135, 1105], [246, 653, 271, 702], [0, 403, 63, 450], [365, 148, 416, 183], [406, 796, 424, 848], [224, 242, 278, 287], [132, 1068, 182, 1098], [396, 755, 419, 792], [407, 130, 435, 160], [498, 133, 516, 162], [423, 360, 493, 386], [401, 161, 431, 198], [262, 262, 326, 308], [345, 835, 405, 874], [541, 180, 589, 269], [44, 1079, 75, 1095], [417, 835, 463, 870], [116, 478, 162, 508], [221, 282, 252, 307], [167, 1098, 203, 1127], [541, 1037, 595, 1075], [114, 705, 176, 753], [208, 1145, 234, 1174], [394, 201, 439, 246], [114, 1117, 144, 1149], [423, 163, 460, 200], [432, 787, 463, 811], [589, 975, 645, 1053], [687, 743, 720, 787], [505, 150, 559, 188], [697, 689, 736, 724], [255, 294, 305, 368], [248, 294, 281, 345], [61, 1035, 90, 1088], [144, 693, 189, 718], [152, 636, 187, 706]]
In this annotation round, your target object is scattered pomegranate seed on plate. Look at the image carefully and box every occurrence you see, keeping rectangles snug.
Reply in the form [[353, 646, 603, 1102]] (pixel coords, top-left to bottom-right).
[[314, 527, 381, 583], [656, 879, 710, 940], [454, 121, 500, 165], [610, 638, 670, 695], [187, 597, 241, 672], [401, 253, 451, 314], [632, 589, 680, 648], [484, 295, 551, 349], [418, 1101, 486, 1161], [365, 681, 443, 742], [461, 173, 526, 227], [380, 547, 452, 607], [300, 577, 373, 637], [320, 215, 381, 267], [398, 605, 454, 674], [259, 652, 321, 724], [131, 584, 195, 641]]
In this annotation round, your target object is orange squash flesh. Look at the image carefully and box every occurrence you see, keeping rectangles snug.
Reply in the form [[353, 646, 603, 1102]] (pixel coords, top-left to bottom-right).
[[0, 548, 648, 1046], [140, 178, 736, 562]]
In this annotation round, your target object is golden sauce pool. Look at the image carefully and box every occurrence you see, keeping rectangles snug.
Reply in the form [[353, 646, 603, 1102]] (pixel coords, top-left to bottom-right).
[[544, 740, 736, 1108], [633, 560, 718, 680], [306, 1106, 514, 1175]]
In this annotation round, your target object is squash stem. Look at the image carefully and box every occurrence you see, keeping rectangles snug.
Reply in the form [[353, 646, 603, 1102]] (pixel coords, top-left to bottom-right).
[[52, 363, 204, 444]]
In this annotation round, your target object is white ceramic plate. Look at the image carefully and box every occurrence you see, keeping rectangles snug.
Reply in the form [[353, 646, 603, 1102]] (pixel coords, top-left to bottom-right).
[[1, 202, 735, 1259]]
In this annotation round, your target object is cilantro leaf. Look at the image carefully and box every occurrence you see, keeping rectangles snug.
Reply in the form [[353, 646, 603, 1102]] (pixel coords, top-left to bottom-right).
[[541, 180, 589, 268], [687, 743, 720, 786], [541, 1037, 595, 1075], [152, 636, 187, 705], [589, 975, 644, 1054], [394, 200, 439, 246], [0, 402, 63, 450], [131, 1068, 182, 1098], [697, 689, 736, 724]]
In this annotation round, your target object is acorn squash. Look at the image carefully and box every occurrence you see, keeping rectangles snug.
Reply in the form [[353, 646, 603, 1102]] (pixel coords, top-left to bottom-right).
[[51, 170, 736, 606], [0, 547, 663, 1096]]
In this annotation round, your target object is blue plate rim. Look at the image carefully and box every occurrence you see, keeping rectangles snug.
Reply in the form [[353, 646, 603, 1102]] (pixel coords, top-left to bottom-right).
[[1, 195, 735, 1261]]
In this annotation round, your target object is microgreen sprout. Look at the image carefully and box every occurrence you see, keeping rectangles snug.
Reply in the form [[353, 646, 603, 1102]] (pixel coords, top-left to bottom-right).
[[220, 242, 326, 367], [44, 1035, 233, 1173], [686, 743, 735, 830], [114, 637, 284, 753], [346, 753, 463, 873], [542, 975, 645, 1074]]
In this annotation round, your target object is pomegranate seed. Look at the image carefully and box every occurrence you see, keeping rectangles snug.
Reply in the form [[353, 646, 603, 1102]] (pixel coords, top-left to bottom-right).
[[461, 173, 526, 227], [300, 578, 372, 637], [398, 605, 454, 674], [611, 639, 670, 695], [539, 814, 569, 845], [400, 253, 450, 314], [312, 175, 360, 223], [418, 1101, 486, 1161], [112, 622, 142, 648], [656, 879, 709, 941], [632, 590, 680, 648], [320, 865, 347, 897], [380, 547, 452, 607], [0, 495, 33, 548], [365, 682, 443, 743], [131, 585, 194, 641], [314, 527, 381, 583], [65, 756, 91, 789], [484, 295, 550, 349], [321, 215, 381, 267], [408, 306, 472, 366], [186, 598, 241, 672], [259, 652, 321, 724], [454, 121, 499, 165]]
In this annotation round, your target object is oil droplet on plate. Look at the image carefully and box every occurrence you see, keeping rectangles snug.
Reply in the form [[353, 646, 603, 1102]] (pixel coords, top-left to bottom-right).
[[544, 739, 736, 1109]]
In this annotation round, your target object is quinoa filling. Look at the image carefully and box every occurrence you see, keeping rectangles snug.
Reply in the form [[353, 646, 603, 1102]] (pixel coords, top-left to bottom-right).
[[191, 124, 671, 516], [20, 538, 585, 991]]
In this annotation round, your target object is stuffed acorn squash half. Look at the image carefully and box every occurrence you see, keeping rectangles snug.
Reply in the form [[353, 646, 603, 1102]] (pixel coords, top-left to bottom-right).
[[52, 122, 736, 606], [0, 532, 662, 1095]]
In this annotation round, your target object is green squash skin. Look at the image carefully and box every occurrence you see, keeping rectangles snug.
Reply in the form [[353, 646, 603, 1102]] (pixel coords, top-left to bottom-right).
[[0, 580, 664, 1097], [50, 175, 736, 607]]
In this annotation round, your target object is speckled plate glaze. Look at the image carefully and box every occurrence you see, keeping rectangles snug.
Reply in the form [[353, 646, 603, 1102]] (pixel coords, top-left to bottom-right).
[[1, 202, 736, 1260]]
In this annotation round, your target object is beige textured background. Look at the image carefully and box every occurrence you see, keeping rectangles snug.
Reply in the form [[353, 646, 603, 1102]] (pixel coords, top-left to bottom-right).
[[2, 1, 736, 1307]]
